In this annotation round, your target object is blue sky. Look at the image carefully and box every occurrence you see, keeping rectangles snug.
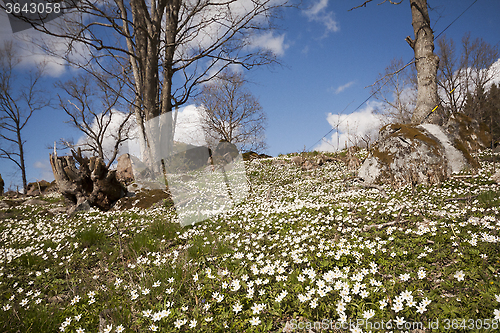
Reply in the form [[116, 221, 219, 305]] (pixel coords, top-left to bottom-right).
[[0, 0, 499, 189]]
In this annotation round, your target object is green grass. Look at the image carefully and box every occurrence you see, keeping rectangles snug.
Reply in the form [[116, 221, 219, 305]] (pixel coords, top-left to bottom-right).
[[0, 149, 499, 332]]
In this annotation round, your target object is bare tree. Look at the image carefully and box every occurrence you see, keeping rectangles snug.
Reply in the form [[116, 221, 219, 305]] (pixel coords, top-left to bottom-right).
[[352, 0, 441, 124], [8, 0, 290, 172], [436, 34, 461, 116], [56, 69, 134, 168], [437, 33, 499, 116], [0, 41, 51, 193], [371, 57, 417, 124], [197, 71, 267, 152]]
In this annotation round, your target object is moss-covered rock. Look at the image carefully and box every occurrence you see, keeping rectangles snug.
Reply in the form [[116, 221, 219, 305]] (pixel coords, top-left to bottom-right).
[[26, 180, 57, 196], [359, 114, 486, 188], [445, 112, 492, 168], [242, 151, 272, 161], [111, 188, 173, 210]]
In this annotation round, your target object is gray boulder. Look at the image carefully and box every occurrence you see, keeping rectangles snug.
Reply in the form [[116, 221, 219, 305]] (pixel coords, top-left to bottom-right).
[[358, 114, 491, 188], [291, 156, 303, 166], [492, 171, 500, 184], [116, 154, 135, 184]]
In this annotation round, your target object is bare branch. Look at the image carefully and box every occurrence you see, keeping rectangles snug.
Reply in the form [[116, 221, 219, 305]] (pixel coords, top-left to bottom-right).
[[365, 60, 415, 88], [196, 70, 267, 153], [349, 0, 402, 11]]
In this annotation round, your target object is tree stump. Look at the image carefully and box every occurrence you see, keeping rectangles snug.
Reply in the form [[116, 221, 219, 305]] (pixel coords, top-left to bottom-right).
[[49, 148, 125, 213]]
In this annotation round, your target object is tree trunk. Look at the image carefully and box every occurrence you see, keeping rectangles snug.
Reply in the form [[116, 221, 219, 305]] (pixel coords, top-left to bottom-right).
[[17, 129, 27, 194], [49, 148, 125, 213], [407, 0, 440, 125]]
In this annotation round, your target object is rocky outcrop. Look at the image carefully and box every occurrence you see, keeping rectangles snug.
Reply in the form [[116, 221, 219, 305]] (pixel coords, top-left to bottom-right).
[[111, 188, 173, 210], [492, 171, 500, 184], [116, 154, 135, 184], [289, 154, 340, 171], [445, 113, 492, 152], [26, 180, 57, 196], [116, 154, 154, 184], [358, 113, 491, 187], [242, 151, 272, 161]]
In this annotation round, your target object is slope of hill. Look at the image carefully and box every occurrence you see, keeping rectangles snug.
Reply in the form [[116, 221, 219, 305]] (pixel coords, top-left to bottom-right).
[[0, 149, 499, 332]]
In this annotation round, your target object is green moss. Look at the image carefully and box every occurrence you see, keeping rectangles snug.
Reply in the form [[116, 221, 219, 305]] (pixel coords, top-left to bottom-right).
[[388, 124, 440, 148], [372, 147, 394, 166], [477, 122, 492, 147], [370, 124, 441, 167], [454, 113, 492, 149], [454, 139, 479, 169]]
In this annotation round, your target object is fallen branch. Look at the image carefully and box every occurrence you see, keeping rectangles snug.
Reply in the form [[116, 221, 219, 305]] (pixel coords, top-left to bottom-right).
[[444, 194, 479, 202]]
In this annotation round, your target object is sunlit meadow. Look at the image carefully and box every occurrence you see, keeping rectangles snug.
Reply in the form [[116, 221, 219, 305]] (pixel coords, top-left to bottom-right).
[[1, 149, 499, 332]]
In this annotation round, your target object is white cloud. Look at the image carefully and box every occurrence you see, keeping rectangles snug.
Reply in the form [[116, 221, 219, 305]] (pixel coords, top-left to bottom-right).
[[76, 109, 136, 163], [115, 105, 209, 161], [173, 105, 207, 147], [173, 0, 289, 61], [247, 32, 288, 57], [315, 101, 383, 152], [33, 160, 54, 181], [490, 58, 500, 86], [439, 57, 500, 110], [0, 10, 92, 77], [305, 0, 328, 16], [303, 0, 340, 37], [332, 81, 355, 94]]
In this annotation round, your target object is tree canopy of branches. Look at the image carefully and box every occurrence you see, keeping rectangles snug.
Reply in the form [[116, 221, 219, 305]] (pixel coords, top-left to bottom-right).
[[0, 41, 50, 193], [437, 32, 499, 117], [7, 0, 290, 171], [196, 71, 267, 153], [371, 57, 417, 124], [56, 69, 134, 168]]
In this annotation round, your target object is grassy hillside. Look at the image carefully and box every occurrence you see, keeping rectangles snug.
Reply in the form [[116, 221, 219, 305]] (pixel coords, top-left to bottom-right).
[[1, 149, 499, 332]]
